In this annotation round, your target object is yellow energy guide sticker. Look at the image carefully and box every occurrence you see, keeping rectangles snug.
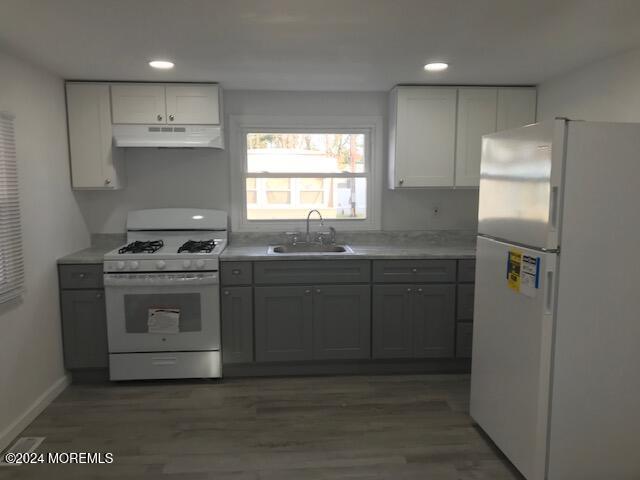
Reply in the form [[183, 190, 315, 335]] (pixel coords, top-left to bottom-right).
[[507, 249, 522, 292]]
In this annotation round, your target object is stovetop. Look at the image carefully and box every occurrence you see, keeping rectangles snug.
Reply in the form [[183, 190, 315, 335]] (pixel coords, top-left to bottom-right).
[[116, 239, 219, 255]]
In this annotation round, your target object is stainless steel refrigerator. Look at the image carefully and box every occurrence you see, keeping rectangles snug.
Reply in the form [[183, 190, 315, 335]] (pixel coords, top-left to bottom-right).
[[470, 119, 640, 480]]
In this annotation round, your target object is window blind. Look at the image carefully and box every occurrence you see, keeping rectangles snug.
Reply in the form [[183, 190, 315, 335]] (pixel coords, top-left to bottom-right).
[[0, 111, 24, 304]]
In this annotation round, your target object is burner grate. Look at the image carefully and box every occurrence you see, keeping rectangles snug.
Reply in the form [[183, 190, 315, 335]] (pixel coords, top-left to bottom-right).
[[178, 239, 217, 253], [118, 240, 164, 254]]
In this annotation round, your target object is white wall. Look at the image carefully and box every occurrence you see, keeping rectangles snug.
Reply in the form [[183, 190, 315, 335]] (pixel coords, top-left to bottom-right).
[[76, 90, 479, 233], [0, 50, 90, 450], [538, 48, 640, 122]]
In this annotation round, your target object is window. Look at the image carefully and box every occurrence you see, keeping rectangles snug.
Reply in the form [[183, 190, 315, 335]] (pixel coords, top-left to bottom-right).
[[0, 112, 24, 304], [230, 115, 382, 231]]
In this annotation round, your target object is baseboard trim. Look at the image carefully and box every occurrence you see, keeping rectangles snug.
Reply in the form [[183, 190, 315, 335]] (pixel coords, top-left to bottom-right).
[[0, 374, 70, 453]]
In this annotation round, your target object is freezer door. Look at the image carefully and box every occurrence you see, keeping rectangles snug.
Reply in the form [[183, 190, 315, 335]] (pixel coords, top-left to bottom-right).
[[470, 235, 556, 480], [478, 120, 565, 250]]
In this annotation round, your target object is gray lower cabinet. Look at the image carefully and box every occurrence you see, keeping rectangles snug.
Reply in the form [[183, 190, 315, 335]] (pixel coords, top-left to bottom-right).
[[313, 285, 371, 360], [255, 286, 314, 362], [60, 289, 108, 369], [413, 285, 456, 358], [221, 286, 254, 364], [372, 285, 413, 359], [456, 322, 473, 358], [373, 284, 455, 359]]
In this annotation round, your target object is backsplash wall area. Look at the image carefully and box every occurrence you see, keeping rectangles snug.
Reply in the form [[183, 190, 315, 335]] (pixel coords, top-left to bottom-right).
[[75, 90, 479, 233]]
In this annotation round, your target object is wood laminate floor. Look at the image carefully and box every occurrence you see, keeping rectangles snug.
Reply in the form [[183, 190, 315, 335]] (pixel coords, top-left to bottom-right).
[[1, 374, 523, 480]]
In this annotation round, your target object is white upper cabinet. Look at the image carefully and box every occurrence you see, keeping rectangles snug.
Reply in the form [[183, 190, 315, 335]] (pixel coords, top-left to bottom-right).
[[389, 85, 536, 189], [165, 85, 220, 124], [455, 88, 498, 187], [497, 88, 537, 131], [66, 83, 123, 190], [110, 84, 166, 124], [389, 86, 457, 188], [111, 84, 220, 125]]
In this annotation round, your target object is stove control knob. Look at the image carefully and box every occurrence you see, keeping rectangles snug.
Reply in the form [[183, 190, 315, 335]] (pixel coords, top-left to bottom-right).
[[156, 260, 166, 270], [116, 261, 125, 271], [130, 261, 139, 270], [182, 260, 192, 269], [195, 259, 206, 269]]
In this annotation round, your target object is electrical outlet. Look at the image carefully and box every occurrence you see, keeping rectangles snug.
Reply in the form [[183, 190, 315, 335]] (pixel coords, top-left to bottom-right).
[[432, 204, 441, 217]]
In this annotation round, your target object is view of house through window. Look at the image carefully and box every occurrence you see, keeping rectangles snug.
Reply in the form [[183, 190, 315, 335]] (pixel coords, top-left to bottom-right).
[[245, 133, 367, 220]]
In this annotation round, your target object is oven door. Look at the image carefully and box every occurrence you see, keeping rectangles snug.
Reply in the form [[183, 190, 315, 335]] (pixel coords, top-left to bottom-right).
[[104, 272, 220, 353]]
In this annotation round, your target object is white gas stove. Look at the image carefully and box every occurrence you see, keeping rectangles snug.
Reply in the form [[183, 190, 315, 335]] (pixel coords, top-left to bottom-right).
[[103, 208, 227, 381]]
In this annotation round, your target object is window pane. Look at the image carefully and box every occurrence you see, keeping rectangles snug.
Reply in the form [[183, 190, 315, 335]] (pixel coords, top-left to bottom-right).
[[300, 191, 323, 204], [246, 178, 256, 190], [246, 191, 257, 204], [247, 133, 365, 173], [266, 191, 290, 204], [246, 177, 366, 220], [299, 177, 324, 190], [265, 178, 290, 190]]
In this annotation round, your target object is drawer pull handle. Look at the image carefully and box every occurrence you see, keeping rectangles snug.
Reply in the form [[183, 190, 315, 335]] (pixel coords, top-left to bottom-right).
[[79, 273, 86, 279], [224, 290, 230, 295], [411, 268, 418, 273], [232, 269, 241, 275], [417, 288, 423, 293]]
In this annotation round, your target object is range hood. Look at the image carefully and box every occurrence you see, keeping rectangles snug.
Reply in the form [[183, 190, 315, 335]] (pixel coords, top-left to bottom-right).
[[112, 124, 224, 148]]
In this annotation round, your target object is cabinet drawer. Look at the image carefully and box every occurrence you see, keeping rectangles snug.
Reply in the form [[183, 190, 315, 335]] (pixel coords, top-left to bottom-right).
[[59, 264, 104, 289], [456, 322, 473, 358], [457, 259, 476, 283], [372, 260, 455, 283], [457, 284, 475, 321], [254, 260, 370, 285], [221, 262, 253, 285]]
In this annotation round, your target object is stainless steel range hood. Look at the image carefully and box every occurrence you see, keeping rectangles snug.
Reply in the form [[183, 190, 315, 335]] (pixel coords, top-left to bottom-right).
[[112, 124, 224, 148]]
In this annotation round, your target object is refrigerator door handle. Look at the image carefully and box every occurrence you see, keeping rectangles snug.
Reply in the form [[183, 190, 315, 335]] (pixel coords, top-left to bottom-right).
[[550, 186, 559, 231], [545, 270, 555, 314]]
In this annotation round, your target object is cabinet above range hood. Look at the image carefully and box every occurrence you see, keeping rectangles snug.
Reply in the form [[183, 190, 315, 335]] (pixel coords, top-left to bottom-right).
[[112, 124, 223, 148]]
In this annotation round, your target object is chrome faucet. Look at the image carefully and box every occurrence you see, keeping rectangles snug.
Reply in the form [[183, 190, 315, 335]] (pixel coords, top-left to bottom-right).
[[305, 209, 324, 243]]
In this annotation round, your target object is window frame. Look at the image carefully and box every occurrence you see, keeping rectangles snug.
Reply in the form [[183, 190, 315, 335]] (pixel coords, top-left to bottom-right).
[[230, 115, 382, 232]]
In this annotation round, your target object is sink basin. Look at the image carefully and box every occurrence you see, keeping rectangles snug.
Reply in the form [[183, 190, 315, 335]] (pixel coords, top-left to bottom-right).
[[268, 244, 354, 254]]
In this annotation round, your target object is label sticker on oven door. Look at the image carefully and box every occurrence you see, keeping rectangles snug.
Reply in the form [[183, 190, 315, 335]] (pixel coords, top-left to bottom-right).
[[148, 308, 180, 334], [507, 250, 540, 298]]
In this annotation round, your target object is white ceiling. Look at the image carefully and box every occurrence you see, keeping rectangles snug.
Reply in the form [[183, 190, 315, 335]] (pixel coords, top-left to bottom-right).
[[1, 0, 640, 90]]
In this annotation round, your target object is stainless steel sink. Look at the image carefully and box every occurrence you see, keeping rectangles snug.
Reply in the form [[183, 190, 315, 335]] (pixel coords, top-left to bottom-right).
[[268, 244, 354, 254]]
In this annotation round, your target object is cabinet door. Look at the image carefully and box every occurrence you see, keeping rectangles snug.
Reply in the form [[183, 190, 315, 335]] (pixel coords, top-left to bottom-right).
[[255, 286, 313, 362], [372, 285, 413, 359], [111, 84, 166, 124], [455, 88, 498, 187], [165, 85, 220, 124], [497, 88, 537, 131], [221, 286, 254, 364], [412, 285, 455, 358], [66, 83, 121, 189], [313, 285, 371, 360], [457, 284, 475, 321], [393, 87, 457, 187], [60, 290, 108, 369]]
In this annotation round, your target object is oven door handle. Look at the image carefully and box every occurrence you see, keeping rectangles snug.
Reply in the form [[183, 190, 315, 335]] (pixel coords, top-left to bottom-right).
[[103, 273, 219, 287]]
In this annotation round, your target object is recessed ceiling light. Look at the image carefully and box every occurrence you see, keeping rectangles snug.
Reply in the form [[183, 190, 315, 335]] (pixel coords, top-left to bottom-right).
[[424, 62, 448, 72], [149, 60, 174, 70]]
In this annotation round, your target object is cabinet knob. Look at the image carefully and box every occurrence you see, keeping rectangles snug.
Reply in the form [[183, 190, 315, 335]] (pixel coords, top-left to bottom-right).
[[224, 290, 229, 295], [316, 289, 321, 294], [411, 268, 417, 273], [105, 179, 111, 185], [157, 114, 163, 121], [399, 179, 404, 185], [305, 289, 311, 295], [79, 273, 86, 279], [417, 288, 423, 293], [169, 114, 175, 121], [96, 293, 102, 299], [406, 288, 412, 293], [232, 269, 241, 275]]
